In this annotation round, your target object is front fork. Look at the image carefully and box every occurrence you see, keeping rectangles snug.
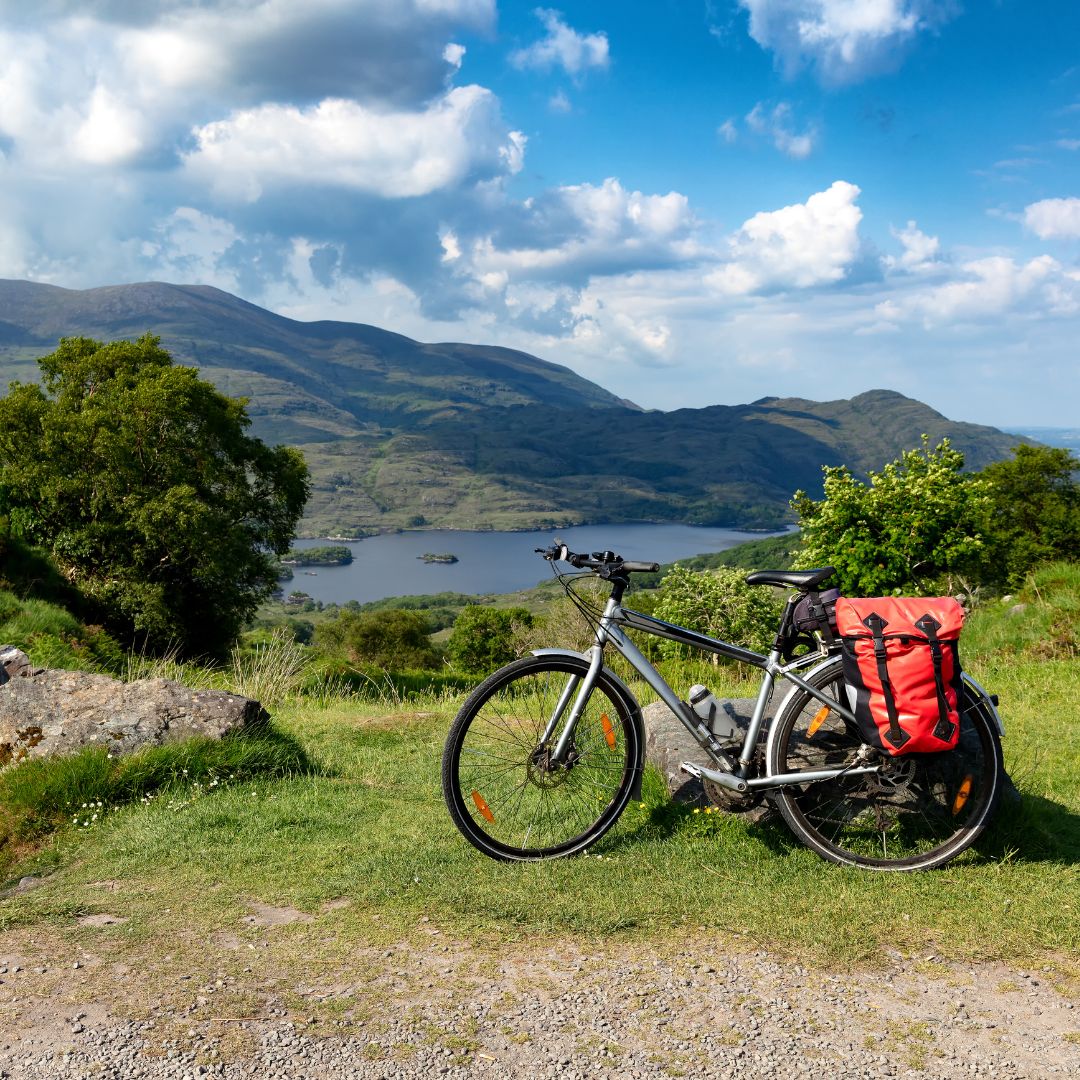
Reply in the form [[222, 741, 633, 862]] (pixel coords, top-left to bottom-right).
[[539, 644, 606, 764]]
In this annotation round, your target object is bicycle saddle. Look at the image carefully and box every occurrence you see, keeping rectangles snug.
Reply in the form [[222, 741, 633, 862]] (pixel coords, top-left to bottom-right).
[[744, 567, 836, 590]]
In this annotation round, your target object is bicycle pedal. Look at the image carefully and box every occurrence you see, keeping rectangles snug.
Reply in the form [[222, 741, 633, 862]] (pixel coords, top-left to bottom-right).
[[679, 761, 703, 778]]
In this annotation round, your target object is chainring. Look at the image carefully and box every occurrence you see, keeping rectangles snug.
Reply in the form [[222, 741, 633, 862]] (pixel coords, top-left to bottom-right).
[[702, 774, 764, 813]]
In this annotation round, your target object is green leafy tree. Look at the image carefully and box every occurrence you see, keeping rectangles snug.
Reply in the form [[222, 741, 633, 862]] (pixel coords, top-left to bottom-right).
[[975, 444, 1080, 587], [315, 608, 439, 670], [446, 605, 533, 674], [0, 335, 309, 655], [791, 437, 989, 596], [652, 565, 779, 662]]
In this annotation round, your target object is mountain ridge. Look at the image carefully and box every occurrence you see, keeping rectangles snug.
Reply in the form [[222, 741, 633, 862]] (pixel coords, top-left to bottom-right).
[[0, 279, 1028, 536]]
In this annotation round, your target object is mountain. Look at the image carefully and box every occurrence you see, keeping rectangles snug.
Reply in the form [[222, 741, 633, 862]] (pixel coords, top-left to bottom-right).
[[0, 280, 634, 444], [0, 280, 1028, 536]]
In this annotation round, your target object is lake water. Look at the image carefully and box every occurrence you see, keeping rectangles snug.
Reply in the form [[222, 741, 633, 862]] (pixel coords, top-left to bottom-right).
[[288, 524, 792, 605]]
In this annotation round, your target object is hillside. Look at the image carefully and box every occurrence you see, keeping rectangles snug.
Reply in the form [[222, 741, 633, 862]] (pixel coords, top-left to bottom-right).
[[0, 279, 633, 444], [0, 280, 1028, 536]]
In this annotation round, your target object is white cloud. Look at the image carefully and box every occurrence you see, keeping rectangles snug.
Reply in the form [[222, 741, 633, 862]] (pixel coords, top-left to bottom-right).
[[1023, 197, 1080, 239], [718, 119, 738, 144], [745, 101, 817, 158], [457, 178, 697, 292], [510, 9, 609, 77], [883, 220, 941, 273], [709, 180, 863, 292], [184, 87, 524, 199], [874, 255, 1079, 326], [71, 85, 147, 165], [737, 1, 954, 85]]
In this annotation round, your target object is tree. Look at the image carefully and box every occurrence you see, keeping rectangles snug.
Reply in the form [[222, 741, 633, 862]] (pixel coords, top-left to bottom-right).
[[0, 336, 309, 655], [446, 605, 533, 674], [791, 437, 989, 596], [652, 565, 778, 662], [315, 608, 439, 670], [975, 444, 1080, 587]]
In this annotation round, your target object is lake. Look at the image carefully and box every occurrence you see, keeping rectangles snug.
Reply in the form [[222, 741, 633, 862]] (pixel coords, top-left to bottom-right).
[[288, 524, 792, 605]]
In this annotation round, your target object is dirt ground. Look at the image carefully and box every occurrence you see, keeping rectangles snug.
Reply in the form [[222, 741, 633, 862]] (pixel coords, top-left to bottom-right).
[[0, 896, 1076, 1078]]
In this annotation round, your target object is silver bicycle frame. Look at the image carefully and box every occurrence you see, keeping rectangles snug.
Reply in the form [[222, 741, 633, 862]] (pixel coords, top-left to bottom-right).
[[546, 594, 880, 794]]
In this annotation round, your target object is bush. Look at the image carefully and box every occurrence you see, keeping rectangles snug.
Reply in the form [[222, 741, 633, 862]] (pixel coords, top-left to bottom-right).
[[446, 605, 533, 674], [652, 565, 779, 662], [314, 608, 440, 670], [792, 437, 988, 596]]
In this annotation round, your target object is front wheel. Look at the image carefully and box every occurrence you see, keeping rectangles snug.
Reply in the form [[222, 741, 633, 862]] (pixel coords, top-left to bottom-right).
[[442, 655, 640, 861], [768, 657, 1003, 870]]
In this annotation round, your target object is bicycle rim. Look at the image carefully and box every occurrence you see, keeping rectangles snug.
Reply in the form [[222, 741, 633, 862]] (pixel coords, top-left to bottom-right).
[[442, 657, 637, 860], [771, 659, 1003, 870]]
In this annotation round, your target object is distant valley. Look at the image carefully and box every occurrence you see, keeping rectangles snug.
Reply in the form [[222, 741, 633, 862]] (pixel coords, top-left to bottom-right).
[[0, 279, 1029, 537]]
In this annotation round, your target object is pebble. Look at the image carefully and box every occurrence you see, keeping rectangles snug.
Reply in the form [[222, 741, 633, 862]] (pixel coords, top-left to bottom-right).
[[0, 949, 1073, 1080]]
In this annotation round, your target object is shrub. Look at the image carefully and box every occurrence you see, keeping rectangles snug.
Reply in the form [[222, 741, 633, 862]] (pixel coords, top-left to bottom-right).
[[446, 605, 533, 674], [314, 608, 440, 670], [652, 565, 779, 662]]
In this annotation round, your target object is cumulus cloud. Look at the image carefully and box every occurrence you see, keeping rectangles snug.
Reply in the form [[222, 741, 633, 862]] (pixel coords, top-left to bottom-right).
[[709, 180, 863, 293], [184, 87, 525, 200], [510, 9, 610, 78], [883, 220, 942, 273], [745, 102, 817, 158], [737, 0, 955, 85], [0, 0, 496, 174], [1023, 197, 1080, 239], [874, 255, 1080, 326], [454, 178, 697, 292]]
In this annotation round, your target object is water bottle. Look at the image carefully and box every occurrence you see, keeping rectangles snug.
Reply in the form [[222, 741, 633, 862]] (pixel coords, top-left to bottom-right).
[[688, 684, 738, 741]]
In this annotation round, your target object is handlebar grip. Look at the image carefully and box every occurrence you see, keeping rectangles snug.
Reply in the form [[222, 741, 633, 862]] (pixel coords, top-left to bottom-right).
[[622, 561, 660, 573]]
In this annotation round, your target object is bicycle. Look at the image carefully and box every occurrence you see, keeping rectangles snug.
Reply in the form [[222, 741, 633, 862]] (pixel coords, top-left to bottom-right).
[[441, 543, 1005, 871]]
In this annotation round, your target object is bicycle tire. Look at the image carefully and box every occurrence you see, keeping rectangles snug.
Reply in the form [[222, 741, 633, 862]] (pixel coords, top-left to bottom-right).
[[768, 656, 1003, 871], [442, 655, 639, 861]]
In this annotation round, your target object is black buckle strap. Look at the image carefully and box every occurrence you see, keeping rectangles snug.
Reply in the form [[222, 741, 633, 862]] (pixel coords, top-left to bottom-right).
[[915, 614, 958, 743], [863, 612, 910, 750]]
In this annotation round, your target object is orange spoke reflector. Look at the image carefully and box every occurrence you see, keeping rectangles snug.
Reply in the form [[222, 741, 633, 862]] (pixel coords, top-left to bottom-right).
[[807, 706, 830, 738], [601, 713, 617, 750], [952, 775, 973, 816], [471, 790, 495, 824]]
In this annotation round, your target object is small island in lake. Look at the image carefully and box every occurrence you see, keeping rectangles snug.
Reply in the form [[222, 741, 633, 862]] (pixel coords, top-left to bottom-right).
[[419, 552, 459, 564], [281, 544, 353, 567]]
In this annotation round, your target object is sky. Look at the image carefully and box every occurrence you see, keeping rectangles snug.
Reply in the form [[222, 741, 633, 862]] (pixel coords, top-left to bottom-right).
[[0, 1, 1078, 427]]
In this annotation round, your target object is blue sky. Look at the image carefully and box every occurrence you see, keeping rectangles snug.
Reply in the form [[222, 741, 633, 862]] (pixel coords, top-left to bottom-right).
[[0, 1, 1077, 427]]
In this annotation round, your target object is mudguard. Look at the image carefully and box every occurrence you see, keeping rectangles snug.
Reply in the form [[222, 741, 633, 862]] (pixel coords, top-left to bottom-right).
[[530, 648, 646, 799]]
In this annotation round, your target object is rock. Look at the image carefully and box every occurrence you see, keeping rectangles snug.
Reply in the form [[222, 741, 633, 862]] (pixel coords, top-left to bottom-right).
[[643, 696, 775, 821], [0, 646, 34, 684], [0, 670, 268, 766]]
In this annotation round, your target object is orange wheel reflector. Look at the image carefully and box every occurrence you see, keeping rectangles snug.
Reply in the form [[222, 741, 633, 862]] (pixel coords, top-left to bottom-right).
[[952, 775, 973, 816], [471, 790, 495, 823], [807, 706, 830, 738], [601, 713, 617, 750]]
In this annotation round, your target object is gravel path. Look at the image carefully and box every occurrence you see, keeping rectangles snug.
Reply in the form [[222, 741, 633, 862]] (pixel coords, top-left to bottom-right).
[[0, 927, 1075, 1079]]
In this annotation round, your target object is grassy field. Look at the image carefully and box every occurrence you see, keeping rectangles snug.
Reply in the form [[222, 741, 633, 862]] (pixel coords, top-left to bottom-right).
[[0, 571, 1077, 988]]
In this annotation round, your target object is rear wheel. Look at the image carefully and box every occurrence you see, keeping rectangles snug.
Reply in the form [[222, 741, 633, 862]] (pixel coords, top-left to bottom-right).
[[768, 657, 1003, 870], [442, 655, 639, 861]]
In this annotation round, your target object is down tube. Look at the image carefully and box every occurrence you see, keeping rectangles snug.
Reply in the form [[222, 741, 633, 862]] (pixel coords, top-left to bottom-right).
[[605, 624, 706, 743]]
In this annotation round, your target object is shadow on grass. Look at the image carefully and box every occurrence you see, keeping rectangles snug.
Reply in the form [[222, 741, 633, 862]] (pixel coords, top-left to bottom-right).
[[977, 791, 1080, 866], [599, 788, 1080, 869], [0, 721, 322, 881]]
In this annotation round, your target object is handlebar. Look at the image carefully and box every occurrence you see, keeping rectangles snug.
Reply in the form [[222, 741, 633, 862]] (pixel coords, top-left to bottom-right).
[[536, 542, 660, 575]]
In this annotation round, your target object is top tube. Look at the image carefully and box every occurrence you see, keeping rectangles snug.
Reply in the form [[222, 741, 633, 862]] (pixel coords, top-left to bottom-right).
[[616, 605, 769, 668]]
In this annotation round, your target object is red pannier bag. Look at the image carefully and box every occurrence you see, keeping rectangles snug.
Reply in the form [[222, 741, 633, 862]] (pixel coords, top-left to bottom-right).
[[835, 596, 964, 756]]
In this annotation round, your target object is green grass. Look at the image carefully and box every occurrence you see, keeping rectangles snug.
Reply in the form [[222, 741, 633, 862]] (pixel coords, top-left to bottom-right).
[[0, 566, 1076, 979]]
